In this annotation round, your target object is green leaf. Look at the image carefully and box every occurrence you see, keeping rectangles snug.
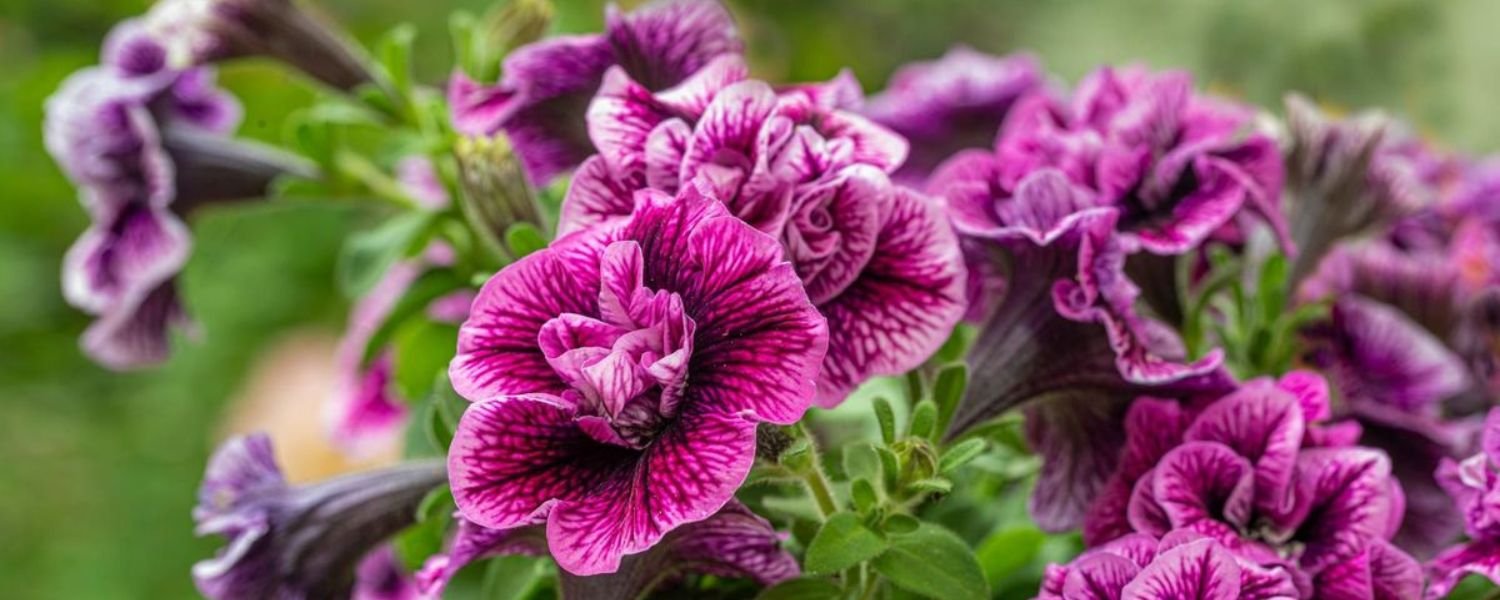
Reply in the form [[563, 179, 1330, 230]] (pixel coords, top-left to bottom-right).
[[504, 221, 549, 258], [360, 269, 468, 366], [932, 323, 976, 364], [872, 397, 897, 445], [876, 446, 901, 493], [393, 507, 450, 571], [871, 523, 988, 600], [415, 486, 454, 523], [842, 442, 882, 484], [908, 400, 937, 440], [907, 477, 953, 494], [975, 525, 1045, 588], [391, 319, 460, 400], [882, 514, 920, 534], [756, 577, 843, 600], [337, 211, 436, 299], [851, 479, 878, 513], [480, 554, 549, 600], [804, 512, 889, 574], [939, 439, 987, 474], [931, 364, 967, 436], [377, 24, 417, 98]]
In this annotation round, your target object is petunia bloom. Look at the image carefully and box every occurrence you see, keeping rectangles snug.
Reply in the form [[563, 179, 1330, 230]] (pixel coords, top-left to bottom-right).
[[417, 502, 797, 599], [447, 185, 827, 575], [352, 547, 425, 600], [864, 47, 1042, 183], [562, 55, 964, 405], [931, 163, 1229, 531], [125, 0, 374, 90], [1080, 372, 1424, 598], [1038, 530, 1305, 600], [45, 35, 307, 369], [448, 0, 743, 185], [1429, 408, 1500, 598], [192, 434, 446, 599]]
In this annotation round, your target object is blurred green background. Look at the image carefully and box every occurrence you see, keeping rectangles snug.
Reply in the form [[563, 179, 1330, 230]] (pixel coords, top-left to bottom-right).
[[1, 0, 1497, 597]]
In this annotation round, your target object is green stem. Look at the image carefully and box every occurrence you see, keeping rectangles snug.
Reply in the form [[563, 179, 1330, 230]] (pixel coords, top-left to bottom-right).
[[334, 151, 421, 210], [795, 423, 839, 519]]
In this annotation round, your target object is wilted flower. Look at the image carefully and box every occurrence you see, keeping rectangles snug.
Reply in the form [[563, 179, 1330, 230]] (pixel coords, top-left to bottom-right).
[[447, 186, 827, 575], [192, 434, 446, 599], [864, 47, 1042, 183], [1080, 373, 1424, 598], [46, 39, 307, 369], [1429, 408, 1500, 598], [448, 0, 743, 185], [930, 164, 1229, 530], [563, 55, 964, 405], [1038, 530, 1307, 600], [126, 0, 375, 90], [417, 502, 797, 598]]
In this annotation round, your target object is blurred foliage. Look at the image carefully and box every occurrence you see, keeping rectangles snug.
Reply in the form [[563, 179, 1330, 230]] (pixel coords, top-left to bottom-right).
[[2, 0, 1498, 597]]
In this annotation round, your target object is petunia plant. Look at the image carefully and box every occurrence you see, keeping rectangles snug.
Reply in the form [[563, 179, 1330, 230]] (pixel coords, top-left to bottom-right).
[[42, 0, 1500, 598]]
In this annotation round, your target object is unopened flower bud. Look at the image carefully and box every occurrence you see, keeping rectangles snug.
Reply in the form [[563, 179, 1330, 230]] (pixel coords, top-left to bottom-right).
[[455, 134, 545, 259], [485, 0, 553, 55]]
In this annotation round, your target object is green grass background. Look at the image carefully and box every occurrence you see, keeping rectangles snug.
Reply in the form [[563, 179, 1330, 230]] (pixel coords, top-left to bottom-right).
[[2, 0, 1498, 597]]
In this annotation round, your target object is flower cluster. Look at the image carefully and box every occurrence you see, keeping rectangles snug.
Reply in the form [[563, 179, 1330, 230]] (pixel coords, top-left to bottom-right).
[[43, 0, 1500, 598]]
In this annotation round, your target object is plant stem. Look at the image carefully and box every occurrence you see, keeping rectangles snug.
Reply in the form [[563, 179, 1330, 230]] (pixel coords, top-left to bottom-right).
[[795, 423, 839, 518]]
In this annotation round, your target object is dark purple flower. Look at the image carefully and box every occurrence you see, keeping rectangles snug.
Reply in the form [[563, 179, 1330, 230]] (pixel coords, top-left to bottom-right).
[[352, 547, 424, 600], [931, 164, 1229, 530], [447, 186, 827, 575], [1080, 373, 1424, 598], [130, 0, 374, 90], [192, 434, 446, 599], [995, 65, 1286, 256], [864, 47, 1042, 183], [1429, 408, 1500, 597], [448, 0, 743, 185], [560, 57, 963, 406], [418, 502, 796, 598]]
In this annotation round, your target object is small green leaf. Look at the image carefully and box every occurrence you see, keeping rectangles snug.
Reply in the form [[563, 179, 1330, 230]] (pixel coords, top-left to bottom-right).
[[975, 525, 1045, 587], [337, 211, 436, 299], [504, 221, 549, 258], [932, 323, 976, 364], [907, 477, 953, 494], [873, 396, 897, 445], [931, 364, 967, 435], [391, 320, 460, 401], [842, 442, 882, 483], [882, 514, 920, 534], [851, 479, 878, 513], [393, 507, 451, 571], [909, 400, 937, 440], [871, 523, 988, 600], [415, 486, 454, 523], [939, 438, 987, 474], [377, 24, 417, 98], [804, 512, 889, 574], [481, 554, 549, 600], [756, 577, 843, 600], [876, 445, 901, 493]]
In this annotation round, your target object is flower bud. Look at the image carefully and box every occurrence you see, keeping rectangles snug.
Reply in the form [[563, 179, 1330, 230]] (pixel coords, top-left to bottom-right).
[[485, 0, 553, 55], [455, 134, 545, 259]]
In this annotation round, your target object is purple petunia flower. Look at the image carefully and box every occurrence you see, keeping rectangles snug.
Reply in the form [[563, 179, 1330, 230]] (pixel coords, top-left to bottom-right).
[[994, 65, 1287, 256], [124, 0, 374, 90], [561, 55, 965, 406], [446, 185, 828, 575], [352, 547, 425, 600], [417, 501, 797, 598], [864, 46, 1043, 183], [1429, 408, 1500, 597], [448, 0, 743, 185], [1038, 530, 1306, 600], [192, 434, 446, 599], [1079, 372, 1425, 598], [931, 163, 1230, 530]]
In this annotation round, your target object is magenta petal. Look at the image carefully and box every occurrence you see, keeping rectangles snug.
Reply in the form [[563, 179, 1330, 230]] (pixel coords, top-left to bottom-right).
[[1427, 539, 1500, 598], [451, 247, 601, 400], [604, 0, 743, 91], [680, 80, 779, 182], [784, 165, 885, 306], [559, 156, 639, 238], [1306, 297, 1469, 413], [1150, 442, 1256, 531], [416, 521, 546, 596], [62, 203, 191, 314], [81, 281, 189, 370], [1182, 383, 1305, 527], [448, 394, 627, 530], [545, 408, 757, 575], [1292, 447, 1401, 573], [1120, 537, 1241, 600], [1062, 553, 1142, 599], [813, 184, 966, 405], [447, 69, 515, 137], [1085, 398, 1194, 546]]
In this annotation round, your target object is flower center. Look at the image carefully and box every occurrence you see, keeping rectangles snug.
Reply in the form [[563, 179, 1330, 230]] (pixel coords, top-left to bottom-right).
[[538, 241, 696, 448]]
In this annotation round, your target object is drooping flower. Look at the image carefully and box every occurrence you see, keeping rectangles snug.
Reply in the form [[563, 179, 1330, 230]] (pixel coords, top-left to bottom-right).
[[996, 65, 1287, 256], [417, 502, 797, 599], [123, 0, 375, 90], [449, 0, 743, 185], [352, 547, 425, 600], [46, 35, 308, 369], [192, 434, 446, 599], [863, 47, 1042, 183], [447, 185, 828, 575], [931, 163, 1230, 530], [561, 55, 964, 405], [1430, 408, 1500, 598], [1038, 530, 1307, 600], [1080, 372, 1425, 598]]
